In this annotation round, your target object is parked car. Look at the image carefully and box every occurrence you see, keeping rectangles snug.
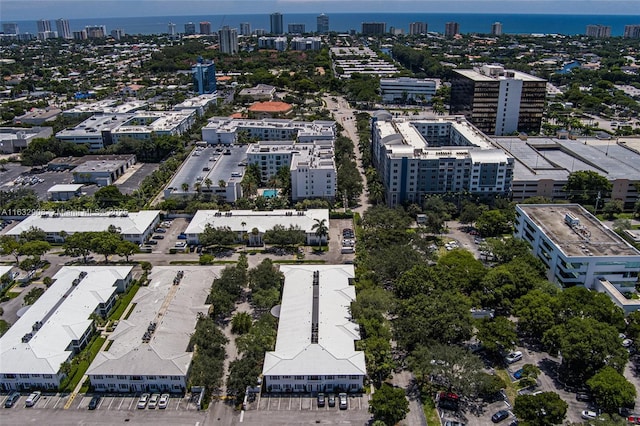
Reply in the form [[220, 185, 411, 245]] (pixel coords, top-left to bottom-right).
[[576, 393, 592, 402], [147, 240, 158, 245], [25, 391, 41, 407], [328, 394, 336, 407], [152, 235, 164, 240], [505, 351, 523, 364], [491, 410, 510, 423], [148, 393, 160, 409], [158, 394, 169, 409], [137, 393, 150, 409], [88, 395, 101, 410], [4, 391, 20, 408], [155, 228, 166, 233], [338, 393, 348, 410], [581, 410, 598, 420], [317, 393, 325, 407], [177, 233, 187, 240]]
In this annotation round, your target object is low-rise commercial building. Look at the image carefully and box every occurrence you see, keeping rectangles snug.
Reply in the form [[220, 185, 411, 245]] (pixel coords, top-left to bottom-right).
[[514, 204, 640, 313], [87, 266, 212, 393], [47, 184, 84, 201], [12, 107, 61, 125], [202, 117, 335, 145], [72, 155, 136, 186], [0, 266, 134, 391], [172, 94, 217, 116], [248, 101, 293, 119], [0, 127, 53, 153], [6, 210, 160, 244], [380, 77, 437, 104], [238, 84, 276, 101], [262, 265, 366, 393], [184, 209, 329, 246], [62, 100, 147, 118], [372, 112, 513, 206]]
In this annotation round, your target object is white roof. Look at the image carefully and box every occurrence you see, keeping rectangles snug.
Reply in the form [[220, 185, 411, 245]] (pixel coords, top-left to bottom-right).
[[262, 265, 366, 377], [6, 210, 160, 236], [47, 184, 84, 192], [0, 265, 13, 278], [185, 209, 329, 235], [87, 266, 213, 377], [0, 266, 133, 375]]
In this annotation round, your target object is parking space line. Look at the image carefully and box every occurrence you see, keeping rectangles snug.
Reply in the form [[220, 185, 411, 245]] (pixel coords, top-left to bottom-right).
[[53, 396, 62, 409], [128, 397, 135, 410], [288, 397, 292, 410], [299, 396, 302, 410], [256, 393, 261, 410], [117, 397, 125, 410], [278, 396, 281, 410], [175, 398, 181, 410], [97, 397, 105, 410], [107, 397, 114, 410], [76, 396, 86, 409], [41, 396, 52, 408]]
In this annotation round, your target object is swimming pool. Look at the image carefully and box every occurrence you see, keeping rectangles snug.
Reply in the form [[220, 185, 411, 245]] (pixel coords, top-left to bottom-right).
[[263, 189, 278, 198]]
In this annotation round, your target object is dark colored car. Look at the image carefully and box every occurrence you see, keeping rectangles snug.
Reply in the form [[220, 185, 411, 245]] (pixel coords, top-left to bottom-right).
[[328, 394, 335, 407], [155, 228, 166, 233], [513, 368, 524, 379], [88, 395, 101, 410], [147, 240, 158, 245], [4, 391, 20, 408], [492, 410, 510, 423], [576, 393, 592, 402], [317, 393, 325, 407], [152, 235, 164, 240]]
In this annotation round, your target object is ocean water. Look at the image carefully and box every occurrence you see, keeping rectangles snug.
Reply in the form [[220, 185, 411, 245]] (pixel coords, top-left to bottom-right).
[[7, 13, 640, 37]]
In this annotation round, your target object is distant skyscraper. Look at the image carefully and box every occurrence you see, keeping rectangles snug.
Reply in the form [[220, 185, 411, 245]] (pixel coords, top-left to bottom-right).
[[218, 26, 238, 54], [37, 19, 51, 33], [288, 23, 305, 34], [73, 30, 87, 40], [491, 22, 503, 36], [192, 58, 216, 94], [270, 12, 284, 34], [361, 22, 386, 35], [38, 31, 57, 40], [240, 22, 251, 36], [55, 19, 71, 39], [2, 23, 19, 34], [444, 22, 460, 37], [111, 28, 125, 40], [184, 22, 196, 35], [199, 21, 211, 35], [168, 22, 176, 37], [317, 14, 329, 34], [623, 24, 640, 38], [409, 22, 427, 35], [585, 24, 611, 38], [255, 29, 266, 36], [85, 26, 106, 38]]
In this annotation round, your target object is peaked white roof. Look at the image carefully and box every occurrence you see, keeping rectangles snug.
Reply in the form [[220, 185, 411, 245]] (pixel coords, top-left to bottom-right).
[[262, 265, 366, 377], [0, 266, 133, 375]]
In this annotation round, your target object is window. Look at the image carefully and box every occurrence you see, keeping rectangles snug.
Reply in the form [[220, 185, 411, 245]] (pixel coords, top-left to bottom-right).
[[120, 384, 128, 389], [271, 376, 280, 380], [43, 374, 53, 379], [117, 375, 126, 380], [171, 376, 180, 381], [295, 384, 304, 389], [147, 376, 156, 380], [272, 384, 281, 389], [294, 376, 304, 380], [350, 375, 360, 380], [94, 375, 104, 380], [105, 375, 114, 379], [20, 374, 30, 378], [325, 375, 334, 380]]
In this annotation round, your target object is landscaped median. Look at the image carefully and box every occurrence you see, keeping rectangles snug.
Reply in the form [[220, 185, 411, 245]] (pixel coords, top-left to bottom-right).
[[59, 335, 106, 393], [108, 283, 140, 321]]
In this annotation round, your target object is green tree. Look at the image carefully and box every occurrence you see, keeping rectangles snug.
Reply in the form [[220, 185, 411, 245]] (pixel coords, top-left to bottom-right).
[[587, 366, 637, 414], [0, 235, 22, 264], [94, 185, 126, 208], [563, 170, 612, 206], [199, 224, 237, 247], [369, 383, 409, 426], [116, 240, 139, 262], [19, 226, 47, 243], [90, 232, 123, 263], [231, 312, 253, 334], [19, 240, 51, 257], [476, 316, 517, 358], [514, 290, 559, 339], [63, 232, 96, 263], [602, 199, 624, 219], [513, 392, 568, 426], [263, 225, 305, 247], [475, 210, 511, 237]]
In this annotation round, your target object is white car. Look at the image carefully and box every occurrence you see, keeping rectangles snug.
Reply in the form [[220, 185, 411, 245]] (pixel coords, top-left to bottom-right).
[[137, 393, 150, 409], [25, 391, 41, 407], [581, 410, 597, 420], [148, 393, 160, 409], [505, 351, 523, 364], [158, 394, 169, 409]]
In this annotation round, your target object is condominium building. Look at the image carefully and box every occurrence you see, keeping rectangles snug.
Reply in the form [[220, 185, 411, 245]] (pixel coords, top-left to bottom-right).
[[514, 204, 640, 313], [86, 25, 106, 38], [291, 37, 321, 51], [445, 21, 460, 37], [199, 21, 211, 35], [110, 29, 125, 40], [192, 59, 216, 94], [624, 25, 640, 38], [586, 24, 611, 38], [202, 117, 335, 145], [258, 36, 288, 51], [37, 19, 51, 33], [361, 22, 386, 35], [371, 112, 514, 207], [218, 26, 238, 54], [450, 64, 547, 136], [409, 22, 427, 35], [168, 22, 176, 38], [317, 14, 329, 34], [184, 22, 196, 35], [240, 22, 251, 36], [263, 265, 366, 394], [380, 77, 437, 104], [2, 23, 19, 35], [288, 23, 305, 34], [172, 93, 217, 116], [55, 18, 71, 39], [491, 22, 503, 36], [270, 12, 284, 35]]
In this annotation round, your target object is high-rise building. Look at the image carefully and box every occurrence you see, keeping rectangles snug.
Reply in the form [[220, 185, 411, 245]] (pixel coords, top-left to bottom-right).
[[2, 23, 19, 35], [240, 22, 251, 36], [585, 24, 611, 38], [288, 23, 305, 34], [623, 24, 640, 38], [409, 22, 427, 35], [491, 22, 503, 36], [38, 31, 57, 40], [255, 29, 266, 36], [37, 19, 52, 33], [444, 21, 460, 37], [184, 22, 196, 35], [199, 21, 211, 35], [55, 19, 71, 39], [270, 12, 284, 34], [73, 30, 87, 40], [192, 58, 216, 94], [317, 14, 329, 34], [450, 64, 547, 136], [110, 29, 125, 40], [361, 22, 386, 35], [85, 26, 106, 38], [218, 26, 238, 55], [168, 22, 176, 38]]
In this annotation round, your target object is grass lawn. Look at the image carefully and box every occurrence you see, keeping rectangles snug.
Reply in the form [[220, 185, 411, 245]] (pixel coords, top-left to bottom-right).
[[60, 336, 106, 393], [423, 397, 440, 425], [108, 284, 140, 321], [496, 369, 517, 403]]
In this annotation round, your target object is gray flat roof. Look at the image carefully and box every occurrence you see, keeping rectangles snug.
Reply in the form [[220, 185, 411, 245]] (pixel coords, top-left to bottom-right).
[[518, 204, 640, 257], [87, 266, 216, 377]]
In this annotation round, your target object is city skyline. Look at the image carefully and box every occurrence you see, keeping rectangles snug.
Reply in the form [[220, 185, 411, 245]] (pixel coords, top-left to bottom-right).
[[1, 0, 637, 20]]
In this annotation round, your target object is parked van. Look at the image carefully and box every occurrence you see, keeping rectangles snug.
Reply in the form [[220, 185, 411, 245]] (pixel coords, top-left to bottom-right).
[[25, 391, 41, 407], [341, 246, 355, 254]]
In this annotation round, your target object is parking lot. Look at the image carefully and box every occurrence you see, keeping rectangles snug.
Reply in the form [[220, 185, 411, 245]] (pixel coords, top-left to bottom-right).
[[247, 393, 370, 412]]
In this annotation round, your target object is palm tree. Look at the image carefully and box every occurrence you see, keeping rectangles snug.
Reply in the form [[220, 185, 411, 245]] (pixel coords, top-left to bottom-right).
[[218, 179, 227, 188], [204, 178, 212, 191], [181, 182, 189, 192], [311, 218, 328, 247]]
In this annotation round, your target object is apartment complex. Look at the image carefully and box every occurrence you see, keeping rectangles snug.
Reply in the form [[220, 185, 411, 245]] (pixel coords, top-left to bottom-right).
[[624, 25, 640, 38], [0, 266, 134, 391], [450, 64, 547, 136], [380, 77, 437, 104], [270, 12, 284, 34], [218, 26, 238, 54], [317, 14, 329, 34], [372, 112, 513, 206], [291, 37, 322, 51], [262, 265, 366, 394], [445, 22, 460, 37], [409, 22, 428, 35], [258, 36, 288, 51], [586, 24, 611, 38], [202, 117, 335, 145], [361, 22, 386, 35], [514, 204, 640, 313]]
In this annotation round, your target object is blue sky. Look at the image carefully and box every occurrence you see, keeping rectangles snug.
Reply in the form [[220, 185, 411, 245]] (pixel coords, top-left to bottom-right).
[[1, 0, 638, 20]]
